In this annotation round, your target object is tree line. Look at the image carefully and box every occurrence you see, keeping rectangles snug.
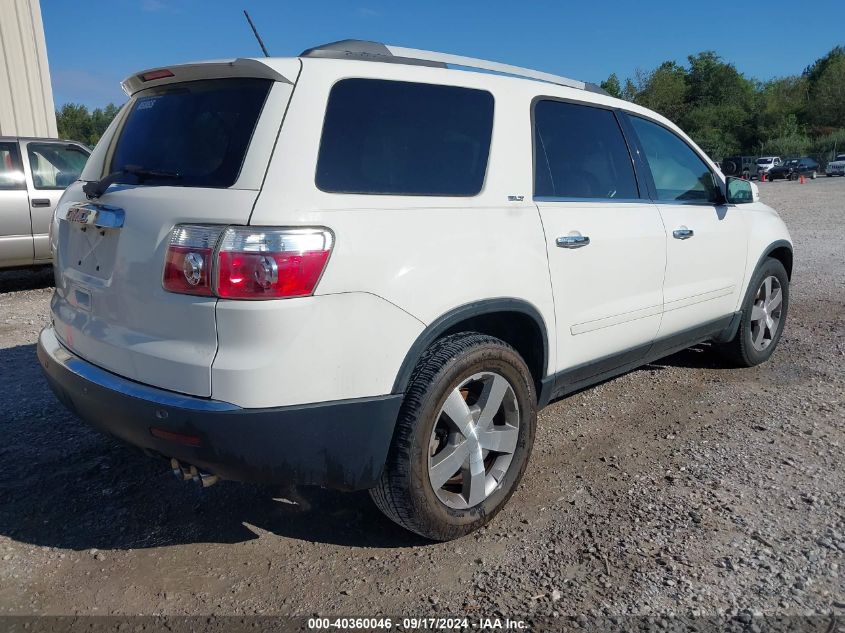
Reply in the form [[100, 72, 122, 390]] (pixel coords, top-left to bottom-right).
[[56, 45, 844, 163], [55, 102, 121, 148], [601, 45, 845, 162]]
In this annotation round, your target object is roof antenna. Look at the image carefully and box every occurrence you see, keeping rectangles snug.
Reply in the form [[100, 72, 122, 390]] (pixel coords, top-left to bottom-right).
[[243, 10, 270, 57]]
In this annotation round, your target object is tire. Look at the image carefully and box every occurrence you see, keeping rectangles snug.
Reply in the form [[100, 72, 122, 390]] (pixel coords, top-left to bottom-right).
[[370, 332, 537, 541], [715, 258, 789, 367], [789, 172, 799, 181]]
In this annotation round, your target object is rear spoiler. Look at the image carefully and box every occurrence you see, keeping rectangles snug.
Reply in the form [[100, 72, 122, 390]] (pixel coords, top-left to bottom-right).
[[121, 57, 299, 96]]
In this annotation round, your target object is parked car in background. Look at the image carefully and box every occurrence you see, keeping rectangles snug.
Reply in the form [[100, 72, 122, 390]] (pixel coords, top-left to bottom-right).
[[767, 157, 819, 181], [721, 155, 756, 180], [37, 41, 792, 541], [825, 154, 845, 176], [755, 156, 782, 178], [1, 137, 91, 268]]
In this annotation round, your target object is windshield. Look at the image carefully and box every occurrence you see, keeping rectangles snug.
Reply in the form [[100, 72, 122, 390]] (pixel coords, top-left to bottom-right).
[[757, 158, 772, 164], [836, 155, 845, 161], [109, 78, 271, 188], [785, 159, 799, 166]]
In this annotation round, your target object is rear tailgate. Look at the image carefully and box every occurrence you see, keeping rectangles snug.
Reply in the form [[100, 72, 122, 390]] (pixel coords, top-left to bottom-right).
[[51, 60, 299, 397]]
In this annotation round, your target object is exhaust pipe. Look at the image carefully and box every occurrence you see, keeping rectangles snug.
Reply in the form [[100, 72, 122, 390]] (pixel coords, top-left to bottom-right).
[[170, 458, 219, 488]]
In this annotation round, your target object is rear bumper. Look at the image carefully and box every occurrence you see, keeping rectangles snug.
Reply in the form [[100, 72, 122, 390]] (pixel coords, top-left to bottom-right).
[[37, 326, 402, 490]]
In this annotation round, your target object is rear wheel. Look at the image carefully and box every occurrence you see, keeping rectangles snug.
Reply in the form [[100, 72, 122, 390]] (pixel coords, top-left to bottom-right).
[[370, 333, 537, 541], [716, 258, 789, 367]]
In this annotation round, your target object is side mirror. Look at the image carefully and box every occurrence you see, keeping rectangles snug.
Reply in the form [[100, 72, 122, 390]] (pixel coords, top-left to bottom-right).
[[726, 176, 755, 204]]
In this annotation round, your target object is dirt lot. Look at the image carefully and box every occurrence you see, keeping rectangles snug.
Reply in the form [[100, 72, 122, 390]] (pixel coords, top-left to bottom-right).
[[0, 178, 843, 622]]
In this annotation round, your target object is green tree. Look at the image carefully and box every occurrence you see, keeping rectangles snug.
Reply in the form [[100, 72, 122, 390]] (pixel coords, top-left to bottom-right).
[[757, 76, 809, 138], [605, 44, 844, 161], [808, 55, 845, 128], [803, 45, 845, 83], [622, 78, 637, 102], [56, 102, 122, 146], [633, 61, 687, 123], [600, 73, 622, 99]]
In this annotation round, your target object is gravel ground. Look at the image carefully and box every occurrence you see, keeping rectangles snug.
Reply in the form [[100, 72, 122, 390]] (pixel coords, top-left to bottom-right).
[[0, 178, 842, 622]]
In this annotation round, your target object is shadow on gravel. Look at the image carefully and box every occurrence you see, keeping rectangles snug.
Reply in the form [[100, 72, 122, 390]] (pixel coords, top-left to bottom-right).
[[0, 343, 425, 551], [644, 343, 728, 370], [0, 266, 54, 293]]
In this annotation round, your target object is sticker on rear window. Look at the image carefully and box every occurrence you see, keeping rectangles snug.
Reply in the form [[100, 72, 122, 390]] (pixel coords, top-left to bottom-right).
[[136, 97, 158, 110]]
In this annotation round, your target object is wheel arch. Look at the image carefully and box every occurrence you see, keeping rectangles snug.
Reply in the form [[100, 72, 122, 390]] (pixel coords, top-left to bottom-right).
[[742, 239, 793, 307], [764, 241, 793, 280], [391, 299, 550, 398]]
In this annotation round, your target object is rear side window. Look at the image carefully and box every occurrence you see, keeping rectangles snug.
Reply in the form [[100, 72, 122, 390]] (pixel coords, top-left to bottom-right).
[[628, 116, 719, 203], [27, 143, 89, 189], [316, 79, 494, 196], [110, 78, 271, 188], [0, 142, 25, 190], [533, 100, 638, 199]]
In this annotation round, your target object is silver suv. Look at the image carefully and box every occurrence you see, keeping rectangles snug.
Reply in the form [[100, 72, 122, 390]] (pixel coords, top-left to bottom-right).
[[0, 137, 90, 268]]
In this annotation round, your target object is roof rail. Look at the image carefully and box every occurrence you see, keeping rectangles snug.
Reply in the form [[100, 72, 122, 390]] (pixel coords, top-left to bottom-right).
[[300, 40, 609, 95]]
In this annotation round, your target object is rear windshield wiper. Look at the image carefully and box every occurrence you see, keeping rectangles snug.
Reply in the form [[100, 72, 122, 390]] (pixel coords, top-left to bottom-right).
[[83, 165, 181, 199]]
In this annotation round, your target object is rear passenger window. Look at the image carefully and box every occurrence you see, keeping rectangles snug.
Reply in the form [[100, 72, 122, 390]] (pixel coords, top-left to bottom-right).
[[0, 143, 25, 190], [533, 100, 638, 199], [316, 79, 494, 196], [628, 116, 719, 203]]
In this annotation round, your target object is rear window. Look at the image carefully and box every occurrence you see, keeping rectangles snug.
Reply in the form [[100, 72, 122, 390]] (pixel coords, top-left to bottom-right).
[[757, 158, 772, 164], [316, 79, 494, 196], [110, 78, 271, 188]]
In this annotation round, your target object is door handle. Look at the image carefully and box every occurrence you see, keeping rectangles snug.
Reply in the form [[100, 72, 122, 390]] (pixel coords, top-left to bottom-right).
[[556, 235, 590, 249], [672, 227, 694, 240], [31, 199, 51, 207]]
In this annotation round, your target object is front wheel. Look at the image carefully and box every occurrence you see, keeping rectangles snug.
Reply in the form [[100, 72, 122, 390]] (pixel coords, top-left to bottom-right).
[[715, 258, 789, 367], [370, 333, 537, 541]]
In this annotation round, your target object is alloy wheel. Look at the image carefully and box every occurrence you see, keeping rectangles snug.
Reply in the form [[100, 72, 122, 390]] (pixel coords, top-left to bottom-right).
[[750, 275, 783, 351], [427, 371, 520, 509]]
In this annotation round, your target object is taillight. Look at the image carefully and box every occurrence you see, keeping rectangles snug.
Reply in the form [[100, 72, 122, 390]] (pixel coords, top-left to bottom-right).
[[162, 225, 333, 300], [163, 225, 224, 296], [216, 227, 333, 299]]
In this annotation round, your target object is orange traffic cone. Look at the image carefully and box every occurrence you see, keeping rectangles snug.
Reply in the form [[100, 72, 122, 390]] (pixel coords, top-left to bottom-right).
[[799, 174, 806, 184], [761, 172, 766, 182]]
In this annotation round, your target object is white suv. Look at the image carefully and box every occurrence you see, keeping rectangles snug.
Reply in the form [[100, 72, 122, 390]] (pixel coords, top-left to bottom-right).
[[38, 40, 792, 541], [756, 155, 781, 178]]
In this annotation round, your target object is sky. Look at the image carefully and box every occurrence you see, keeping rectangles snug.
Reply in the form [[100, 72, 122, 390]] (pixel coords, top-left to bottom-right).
[[42, 0, 845, 109]]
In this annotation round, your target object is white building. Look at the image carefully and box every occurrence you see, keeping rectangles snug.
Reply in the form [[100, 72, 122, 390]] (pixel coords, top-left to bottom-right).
[[0, 0, 58, 137]]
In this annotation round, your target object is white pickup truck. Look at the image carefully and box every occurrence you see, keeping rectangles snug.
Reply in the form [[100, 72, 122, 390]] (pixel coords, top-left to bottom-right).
[[826, 154, 845, 177]]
